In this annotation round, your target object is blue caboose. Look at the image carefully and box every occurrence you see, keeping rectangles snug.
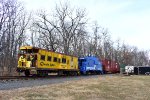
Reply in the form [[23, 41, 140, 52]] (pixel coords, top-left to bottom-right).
[[78, 56, 103, 75]]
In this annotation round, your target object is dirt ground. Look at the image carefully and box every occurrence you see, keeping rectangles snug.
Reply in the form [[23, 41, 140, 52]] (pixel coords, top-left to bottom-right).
[[0, 75, 150, 100]]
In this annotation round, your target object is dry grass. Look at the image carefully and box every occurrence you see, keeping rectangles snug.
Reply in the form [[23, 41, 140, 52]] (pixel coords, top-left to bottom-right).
[[0, 75, 150, 100]]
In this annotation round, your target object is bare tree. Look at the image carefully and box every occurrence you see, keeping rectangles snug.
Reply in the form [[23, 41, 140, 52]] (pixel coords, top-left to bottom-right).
[[32, 10, 59, 51], [53, 2, 87, 54], [71, 25, 88, 56], [32, 2, 87, 54], [89, 22, 102, 56], [0, 0, 30, 75]]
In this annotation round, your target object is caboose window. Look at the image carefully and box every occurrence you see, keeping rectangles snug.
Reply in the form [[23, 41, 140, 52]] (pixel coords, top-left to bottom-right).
[[53, 57, 57, 62], [62, 58, 66, 63], [47, 56, 51, 61], [41, 55, 45, 61], [19, 49, 39, 54], [58, 58, 61, 63]]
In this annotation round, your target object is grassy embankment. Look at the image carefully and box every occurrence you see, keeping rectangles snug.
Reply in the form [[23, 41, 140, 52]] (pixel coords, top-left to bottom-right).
[[0, 75, 150, 100]]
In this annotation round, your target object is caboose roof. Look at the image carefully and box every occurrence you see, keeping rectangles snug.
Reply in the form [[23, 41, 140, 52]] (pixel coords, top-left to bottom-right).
[[20, 46, 35, 50], [19, 46, 77, 57]]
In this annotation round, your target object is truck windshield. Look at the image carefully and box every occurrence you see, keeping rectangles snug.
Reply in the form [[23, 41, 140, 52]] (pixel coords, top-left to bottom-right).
[[79, 59, 86, 66]]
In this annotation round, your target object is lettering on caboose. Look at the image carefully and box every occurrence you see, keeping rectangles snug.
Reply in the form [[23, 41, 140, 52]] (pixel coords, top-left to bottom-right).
[[40, 62, 55, 66]]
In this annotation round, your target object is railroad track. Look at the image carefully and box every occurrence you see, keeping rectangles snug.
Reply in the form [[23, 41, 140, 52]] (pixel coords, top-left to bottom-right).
[[0, 76, 50, 80], [0, 76, 30, 80], [0, 75, 79, 81], [0, 74, 117, 81]]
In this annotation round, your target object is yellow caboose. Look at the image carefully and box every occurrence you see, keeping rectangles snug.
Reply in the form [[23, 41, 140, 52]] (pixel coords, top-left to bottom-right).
[[17, 46, 79, 76]]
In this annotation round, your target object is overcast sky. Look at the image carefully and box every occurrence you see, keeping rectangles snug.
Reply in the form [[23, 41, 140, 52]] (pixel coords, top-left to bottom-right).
[[20, 0, 150, 50]]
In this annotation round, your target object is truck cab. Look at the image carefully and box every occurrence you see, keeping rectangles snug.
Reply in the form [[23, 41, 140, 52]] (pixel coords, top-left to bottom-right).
[[78, 56, 103, 75]]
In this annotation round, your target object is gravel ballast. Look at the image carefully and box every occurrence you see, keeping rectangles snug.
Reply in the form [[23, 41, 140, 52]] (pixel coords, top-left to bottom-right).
[[0, 75, 101, 90]]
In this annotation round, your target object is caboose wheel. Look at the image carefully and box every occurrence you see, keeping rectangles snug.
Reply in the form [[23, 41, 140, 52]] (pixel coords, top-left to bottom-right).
[[25, 70, 30, 76]]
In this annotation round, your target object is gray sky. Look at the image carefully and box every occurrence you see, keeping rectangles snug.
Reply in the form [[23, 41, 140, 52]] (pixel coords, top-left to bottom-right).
[[20, 0, 150, 50]]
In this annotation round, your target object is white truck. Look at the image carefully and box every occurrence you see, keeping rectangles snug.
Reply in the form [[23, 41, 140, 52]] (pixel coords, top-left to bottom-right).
[[125, 66, 134, 74]]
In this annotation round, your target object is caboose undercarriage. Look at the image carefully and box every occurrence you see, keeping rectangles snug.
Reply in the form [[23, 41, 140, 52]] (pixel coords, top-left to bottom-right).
[[17, 68, 79, 76]]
